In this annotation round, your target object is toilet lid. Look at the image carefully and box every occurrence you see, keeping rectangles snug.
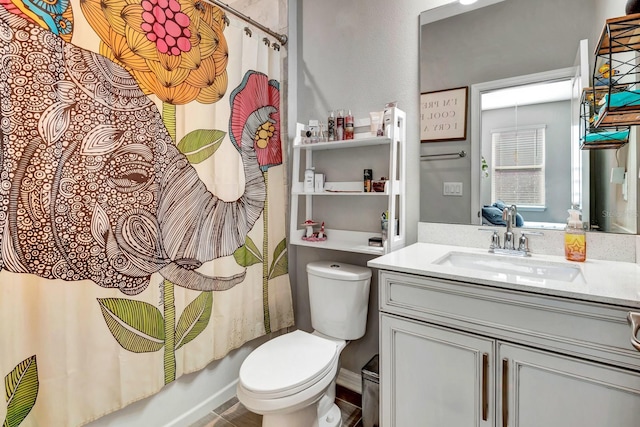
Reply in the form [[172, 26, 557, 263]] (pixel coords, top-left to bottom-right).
[[239, 330, 338, 398]]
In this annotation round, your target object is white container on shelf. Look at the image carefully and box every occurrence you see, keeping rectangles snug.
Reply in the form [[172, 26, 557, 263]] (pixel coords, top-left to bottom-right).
[[304, 168, 315, 193], [314, 173, 325, 192]]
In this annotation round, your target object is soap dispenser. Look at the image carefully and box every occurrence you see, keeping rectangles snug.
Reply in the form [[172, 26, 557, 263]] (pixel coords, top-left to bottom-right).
[[565, 206, 586, 262]]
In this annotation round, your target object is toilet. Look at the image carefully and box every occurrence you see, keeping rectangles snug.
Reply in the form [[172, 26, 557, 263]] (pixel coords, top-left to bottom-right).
[[237, 261, 372, 427]]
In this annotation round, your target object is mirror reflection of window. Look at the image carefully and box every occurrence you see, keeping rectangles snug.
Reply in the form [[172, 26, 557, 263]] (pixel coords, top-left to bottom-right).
[[480, 79, 572, 226], [491, 124, 546, 208]]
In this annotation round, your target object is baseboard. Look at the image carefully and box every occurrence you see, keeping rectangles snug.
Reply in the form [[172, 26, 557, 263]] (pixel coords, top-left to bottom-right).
[[164, 379, 238, 427], [163, 368, 361, 427], [337, 368, 362, 395]]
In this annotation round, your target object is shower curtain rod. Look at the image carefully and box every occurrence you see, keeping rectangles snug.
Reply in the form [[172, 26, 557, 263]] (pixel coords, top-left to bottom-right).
[[204, 0, 288, 46]]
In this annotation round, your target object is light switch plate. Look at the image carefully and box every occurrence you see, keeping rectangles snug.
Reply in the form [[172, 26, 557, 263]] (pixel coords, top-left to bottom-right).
[[443, 182, 463, 196]]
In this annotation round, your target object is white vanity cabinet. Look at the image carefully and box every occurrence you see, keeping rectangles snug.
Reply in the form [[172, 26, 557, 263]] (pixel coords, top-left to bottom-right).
[[378, 271, 640, 427], [381, 315, 495, 426]]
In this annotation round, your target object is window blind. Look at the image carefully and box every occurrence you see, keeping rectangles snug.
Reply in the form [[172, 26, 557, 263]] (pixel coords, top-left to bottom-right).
[[491, 126, 546, 207]]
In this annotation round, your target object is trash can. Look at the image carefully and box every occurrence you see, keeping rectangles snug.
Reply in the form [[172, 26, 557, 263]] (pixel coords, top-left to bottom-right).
[[361, 354, 379, 427]]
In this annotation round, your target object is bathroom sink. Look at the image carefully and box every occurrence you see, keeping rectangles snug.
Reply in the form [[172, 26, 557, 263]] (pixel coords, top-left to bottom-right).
[[433, 251, 584, 283]]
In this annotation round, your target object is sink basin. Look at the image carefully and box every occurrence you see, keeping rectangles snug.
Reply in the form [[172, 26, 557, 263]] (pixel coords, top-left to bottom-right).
[[433, 251, 584, 283]]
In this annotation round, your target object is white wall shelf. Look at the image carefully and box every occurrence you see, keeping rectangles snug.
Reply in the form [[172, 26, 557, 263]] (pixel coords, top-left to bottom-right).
[[290, 229, 385, 255], [296, 135, 391, 150], [289, 107, 406, 254]]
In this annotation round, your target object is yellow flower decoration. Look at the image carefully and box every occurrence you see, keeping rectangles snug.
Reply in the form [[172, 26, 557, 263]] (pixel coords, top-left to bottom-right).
[[81, 0, 229, 105]]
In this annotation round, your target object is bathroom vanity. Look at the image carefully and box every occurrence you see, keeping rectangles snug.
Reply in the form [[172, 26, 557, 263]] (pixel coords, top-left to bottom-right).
[[368, 243, 640, 426]]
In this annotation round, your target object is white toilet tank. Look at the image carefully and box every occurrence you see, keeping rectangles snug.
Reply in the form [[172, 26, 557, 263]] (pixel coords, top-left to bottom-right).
[[307, 261, 372, 340]]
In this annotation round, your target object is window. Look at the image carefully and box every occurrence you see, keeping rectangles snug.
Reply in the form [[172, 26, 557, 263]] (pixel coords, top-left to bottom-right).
[[491, 125, 545, 207]]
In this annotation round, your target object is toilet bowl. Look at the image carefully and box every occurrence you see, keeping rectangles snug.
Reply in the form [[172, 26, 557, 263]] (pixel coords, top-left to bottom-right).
[[237, 261, 372, 427], [237, 330, 345, 427]]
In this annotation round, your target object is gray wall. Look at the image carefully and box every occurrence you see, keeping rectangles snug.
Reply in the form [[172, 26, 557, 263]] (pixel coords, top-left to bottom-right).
[[419, 0, 600, 223], [292, 0, 636, 376], [481, 101, 572, 224], [293, 0, 432, 374]]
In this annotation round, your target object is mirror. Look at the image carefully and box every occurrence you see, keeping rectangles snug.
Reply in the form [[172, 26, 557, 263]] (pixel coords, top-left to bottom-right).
[[419, 0, 639, 234]]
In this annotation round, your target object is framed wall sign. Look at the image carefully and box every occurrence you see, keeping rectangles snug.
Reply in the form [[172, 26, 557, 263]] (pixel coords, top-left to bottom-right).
[[420, 86, 468, 142]]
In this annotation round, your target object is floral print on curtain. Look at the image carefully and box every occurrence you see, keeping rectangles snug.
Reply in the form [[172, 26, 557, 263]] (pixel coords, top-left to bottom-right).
[[0, 0, 293, 425], [229, 70, 284, 333]]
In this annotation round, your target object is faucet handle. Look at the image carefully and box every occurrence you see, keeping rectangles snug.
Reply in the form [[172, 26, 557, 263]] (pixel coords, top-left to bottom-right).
[[478, 228, 501, 250], [490, 231, 500, 249], [518, 231, 543, 253], [518, 234, 530, 252]]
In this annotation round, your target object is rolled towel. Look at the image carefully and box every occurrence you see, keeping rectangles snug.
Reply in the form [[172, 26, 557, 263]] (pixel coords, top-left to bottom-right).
[[490, 201, 524, 227], [482, 206, 507, 226]]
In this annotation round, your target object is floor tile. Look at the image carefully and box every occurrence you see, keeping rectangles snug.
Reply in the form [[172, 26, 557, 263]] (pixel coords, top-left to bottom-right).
[[336, 385, 362, 408], [195, 385, 363, 427], [216, 400, 262, 427], [336, 398, 362, 427], [188, 412, 235, 427], [213, 396, 241, 416]]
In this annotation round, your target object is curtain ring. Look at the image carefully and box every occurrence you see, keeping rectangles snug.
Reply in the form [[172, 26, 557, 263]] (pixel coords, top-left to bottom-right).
[[272, 43, 280, 51], [222, 14, 230, 27], [262, 37, 271, 47], [244, 27, 252, 37]]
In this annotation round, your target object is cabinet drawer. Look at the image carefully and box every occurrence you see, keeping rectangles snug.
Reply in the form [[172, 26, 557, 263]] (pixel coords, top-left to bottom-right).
[[379, 271, 640, 371]]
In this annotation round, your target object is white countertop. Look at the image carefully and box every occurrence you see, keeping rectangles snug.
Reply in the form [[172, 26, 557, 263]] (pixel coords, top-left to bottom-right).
[[368, 242, 640, 308]]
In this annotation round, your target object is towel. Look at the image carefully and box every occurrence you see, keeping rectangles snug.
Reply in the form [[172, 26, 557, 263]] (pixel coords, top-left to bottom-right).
[[482, 201, 524, 227]]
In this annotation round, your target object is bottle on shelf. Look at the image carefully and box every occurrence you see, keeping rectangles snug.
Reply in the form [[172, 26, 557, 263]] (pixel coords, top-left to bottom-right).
[[327, 111, 335, 141], [336, 109, 345, 141], [364, 169, 372, 192], [345, 109, 354, 140]]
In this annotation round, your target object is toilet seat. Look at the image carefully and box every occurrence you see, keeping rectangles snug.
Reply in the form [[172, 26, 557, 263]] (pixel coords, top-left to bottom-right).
[[239, 330, 339, 399]]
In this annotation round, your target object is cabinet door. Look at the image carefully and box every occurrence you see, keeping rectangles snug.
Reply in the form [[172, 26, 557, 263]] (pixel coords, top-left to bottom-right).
[[499, 342, 640, 427], [381, 314, 494, 427]]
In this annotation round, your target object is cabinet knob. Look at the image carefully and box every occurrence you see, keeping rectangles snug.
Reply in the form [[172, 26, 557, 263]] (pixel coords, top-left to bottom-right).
[[627, 312, 640, 352]]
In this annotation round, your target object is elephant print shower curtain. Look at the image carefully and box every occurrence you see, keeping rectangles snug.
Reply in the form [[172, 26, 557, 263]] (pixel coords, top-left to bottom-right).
[[0, 1, 293, 425]]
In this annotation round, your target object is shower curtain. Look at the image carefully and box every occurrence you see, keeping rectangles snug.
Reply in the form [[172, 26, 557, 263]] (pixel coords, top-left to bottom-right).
[[0, 1, 293, 426]]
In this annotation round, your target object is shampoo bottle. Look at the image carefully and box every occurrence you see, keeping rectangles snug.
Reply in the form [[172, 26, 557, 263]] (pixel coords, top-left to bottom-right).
[[565, 206, 586, 262]]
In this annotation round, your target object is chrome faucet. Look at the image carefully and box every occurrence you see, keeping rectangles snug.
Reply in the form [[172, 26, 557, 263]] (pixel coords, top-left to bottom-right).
[[502, 205, 517, 250], [480, 204, 543, 257]]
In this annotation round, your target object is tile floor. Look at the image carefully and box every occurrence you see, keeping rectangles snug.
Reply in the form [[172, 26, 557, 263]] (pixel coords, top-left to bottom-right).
[[189, 385, 363, 427]]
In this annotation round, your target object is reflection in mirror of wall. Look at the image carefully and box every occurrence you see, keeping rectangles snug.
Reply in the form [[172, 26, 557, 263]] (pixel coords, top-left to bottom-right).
[[419, 0, 639, 234]]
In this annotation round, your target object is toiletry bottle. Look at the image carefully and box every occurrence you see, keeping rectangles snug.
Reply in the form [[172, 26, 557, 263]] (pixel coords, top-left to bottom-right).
[[327, 111, 335, 141], [381, 211, 388, 246], [336, 109, 345, 141], [345, 109, 354, 140], [304, 168, 315, 193], [565, 206, 586, 262], [364, 169, 372, 192]]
